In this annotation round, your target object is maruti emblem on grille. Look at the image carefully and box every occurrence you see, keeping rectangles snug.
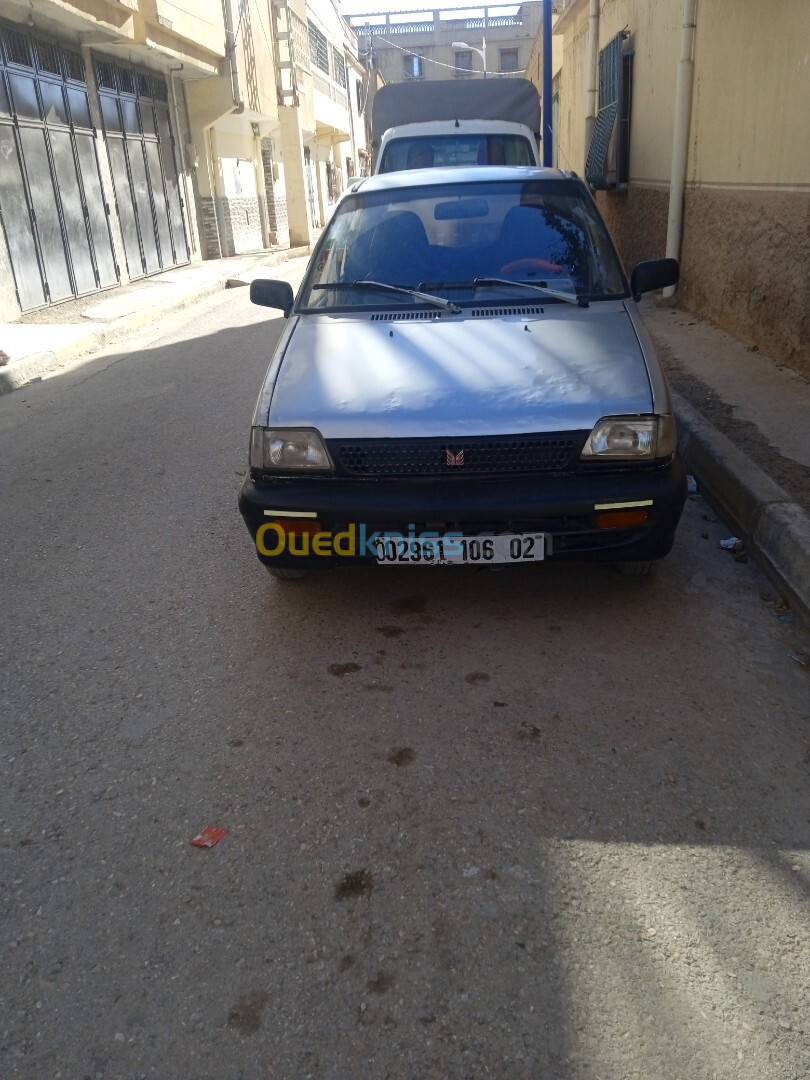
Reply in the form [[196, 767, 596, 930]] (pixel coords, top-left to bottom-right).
[[445, 448, 465, 467]]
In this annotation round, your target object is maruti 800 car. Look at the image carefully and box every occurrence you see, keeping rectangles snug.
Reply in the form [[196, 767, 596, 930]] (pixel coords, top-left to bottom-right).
[[239, 167, 686, 579]]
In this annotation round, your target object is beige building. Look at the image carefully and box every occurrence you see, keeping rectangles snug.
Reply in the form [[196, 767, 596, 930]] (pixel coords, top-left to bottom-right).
[[0, 0, 366, 321], [545, 0, 810, 372], [348, 3, 544, 85]]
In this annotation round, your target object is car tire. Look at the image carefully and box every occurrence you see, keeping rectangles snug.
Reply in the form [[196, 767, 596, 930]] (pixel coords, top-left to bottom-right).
[[615, 560, 656, 577], [264, 566, 309, 581]]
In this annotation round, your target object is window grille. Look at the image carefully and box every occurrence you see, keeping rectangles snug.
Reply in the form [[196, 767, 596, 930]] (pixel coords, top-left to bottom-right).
[[586, 31, 633, 190], [332, 46, 346, 88], [499, 48, 519, 72], [35, 40, 61, 75], [118, 66, 135, 95], [4, 29, 33, 67], [308, 21, 329, 75], [403, 51, 424, 79], [454, 50, 472, 75], [96, 60, 117, 90], [64, 49, 85, 83]]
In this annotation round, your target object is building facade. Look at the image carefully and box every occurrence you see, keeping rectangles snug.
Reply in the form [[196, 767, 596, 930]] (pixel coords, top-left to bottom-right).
[[348, 3, 544, 85], [0, 0, 367, 322], [547, 0, 810, 372]]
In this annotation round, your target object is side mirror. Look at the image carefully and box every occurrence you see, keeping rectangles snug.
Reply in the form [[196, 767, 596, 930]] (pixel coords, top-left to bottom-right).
[[250, 278, 294, 316], [630, 258, 679, 300]]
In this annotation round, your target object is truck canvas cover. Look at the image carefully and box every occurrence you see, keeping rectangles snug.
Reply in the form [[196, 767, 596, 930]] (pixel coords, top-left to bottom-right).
[[371, 79, 541, 144]]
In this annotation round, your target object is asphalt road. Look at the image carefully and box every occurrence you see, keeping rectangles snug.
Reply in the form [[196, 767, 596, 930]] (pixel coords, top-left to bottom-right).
[[1, 274, 808, 1080]]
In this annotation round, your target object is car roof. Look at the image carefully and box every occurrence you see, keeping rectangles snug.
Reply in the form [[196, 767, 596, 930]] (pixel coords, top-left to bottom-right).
[[347, 166, 576, 196]]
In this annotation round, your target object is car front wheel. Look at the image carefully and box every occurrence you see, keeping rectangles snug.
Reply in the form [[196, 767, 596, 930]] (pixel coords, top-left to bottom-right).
[[264, 566, 309, 581], [615, 560, 656, 577]]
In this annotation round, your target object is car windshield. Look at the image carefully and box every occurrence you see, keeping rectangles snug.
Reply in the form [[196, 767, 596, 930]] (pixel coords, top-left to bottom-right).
[[298, 178, 628, 310], [379, 134, 536, 171]]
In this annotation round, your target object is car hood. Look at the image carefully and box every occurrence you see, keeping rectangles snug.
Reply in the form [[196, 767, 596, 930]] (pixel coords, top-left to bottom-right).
[[267, 304, 652, 438]]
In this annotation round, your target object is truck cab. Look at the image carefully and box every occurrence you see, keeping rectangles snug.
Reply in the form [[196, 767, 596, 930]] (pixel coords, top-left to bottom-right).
[[371, 78, 541, 175], [376, 119, 539, 173]]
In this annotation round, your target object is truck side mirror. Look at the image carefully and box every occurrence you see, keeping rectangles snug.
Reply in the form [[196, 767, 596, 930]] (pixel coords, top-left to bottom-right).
[[250, 279, 294, 316], [630, 258, 679, 300]]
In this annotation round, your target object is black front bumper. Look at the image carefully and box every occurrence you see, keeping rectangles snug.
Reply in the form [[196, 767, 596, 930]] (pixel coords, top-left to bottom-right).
[[238, 457, 687, 568]]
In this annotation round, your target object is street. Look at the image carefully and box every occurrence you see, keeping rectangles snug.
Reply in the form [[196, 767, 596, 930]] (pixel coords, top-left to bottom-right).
[[1, 273, 808, 1080]]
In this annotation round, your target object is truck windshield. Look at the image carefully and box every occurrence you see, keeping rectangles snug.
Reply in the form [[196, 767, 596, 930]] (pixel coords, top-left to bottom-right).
[[379, 135, 535, 172], [299, 178, 629, 309]]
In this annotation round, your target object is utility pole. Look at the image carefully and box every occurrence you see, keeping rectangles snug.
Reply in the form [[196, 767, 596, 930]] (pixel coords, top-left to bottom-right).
[[542, 0, 553, 165]]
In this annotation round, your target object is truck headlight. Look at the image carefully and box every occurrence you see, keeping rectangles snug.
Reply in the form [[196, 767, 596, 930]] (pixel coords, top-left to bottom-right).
[[581, 416, 676, 460], [250, 427, 333, 472]]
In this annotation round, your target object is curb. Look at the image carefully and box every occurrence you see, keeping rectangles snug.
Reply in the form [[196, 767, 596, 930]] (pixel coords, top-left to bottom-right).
[[0, 246, 310, 398], [674, 391, 810, 625]]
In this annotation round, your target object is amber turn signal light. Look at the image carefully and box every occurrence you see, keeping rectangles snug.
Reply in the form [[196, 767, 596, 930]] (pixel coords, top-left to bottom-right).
[[268, 518, 323, 535], [595, 509, 649, 530]]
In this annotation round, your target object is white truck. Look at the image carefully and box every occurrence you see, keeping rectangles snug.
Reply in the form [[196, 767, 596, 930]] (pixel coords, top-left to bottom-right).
[[371, 78, 541, 174]]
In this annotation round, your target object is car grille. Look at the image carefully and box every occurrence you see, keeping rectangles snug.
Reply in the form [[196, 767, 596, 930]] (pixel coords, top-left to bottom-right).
[[328, 433, 589, 478]]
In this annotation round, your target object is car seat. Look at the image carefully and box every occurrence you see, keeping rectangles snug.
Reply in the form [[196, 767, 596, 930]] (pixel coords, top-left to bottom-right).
[[366, 211, 430, 286], [497, 205, 568, 271]]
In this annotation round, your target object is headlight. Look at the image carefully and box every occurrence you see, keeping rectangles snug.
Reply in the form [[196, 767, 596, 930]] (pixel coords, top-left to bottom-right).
[[581, 415, 677, 460], [250, 427, 333, 472]]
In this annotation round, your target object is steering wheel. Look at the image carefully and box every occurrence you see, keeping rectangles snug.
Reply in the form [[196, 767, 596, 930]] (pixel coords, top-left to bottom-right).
[[499, 258, 564, 275]]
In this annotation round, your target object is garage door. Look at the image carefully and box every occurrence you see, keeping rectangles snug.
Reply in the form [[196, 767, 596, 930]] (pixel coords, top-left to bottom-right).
[[95, 59, 189, 280], [0, 23, 118, 310]]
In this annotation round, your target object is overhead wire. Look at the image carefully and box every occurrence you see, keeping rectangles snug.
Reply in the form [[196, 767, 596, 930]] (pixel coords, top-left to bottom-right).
[[361, 31, 509, 78]]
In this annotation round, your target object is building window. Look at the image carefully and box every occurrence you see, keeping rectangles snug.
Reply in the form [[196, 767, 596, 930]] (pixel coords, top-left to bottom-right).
[[585, 30, 633, 190], [454, 50, 473, 76], [3, 28, 33, 68], [499, 48, 519, 72], [403, 51, 424, 79], [355, 78, 365, 114], [308, 20, 329, 75], [332, 46, 346, 88]]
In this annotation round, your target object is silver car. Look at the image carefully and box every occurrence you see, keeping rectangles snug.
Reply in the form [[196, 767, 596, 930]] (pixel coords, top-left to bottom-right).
[[239, 167, 685, 578]]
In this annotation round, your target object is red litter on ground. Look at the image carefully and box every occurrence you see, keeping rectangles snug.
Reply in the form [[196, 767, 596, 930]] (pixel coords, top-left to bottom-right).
[[190, 825, 229, 848]]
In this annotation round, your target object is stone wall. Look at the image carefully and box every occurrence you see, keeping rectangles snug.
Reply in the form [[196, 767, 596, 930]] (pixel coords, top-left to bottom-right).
[[199, 196, 221, 260], [596, 185, 670, 269], [679, 187, 809, 374], [261, 138, 289, 248], [216, 196, 264, 256], [595, 184, 809, 376]]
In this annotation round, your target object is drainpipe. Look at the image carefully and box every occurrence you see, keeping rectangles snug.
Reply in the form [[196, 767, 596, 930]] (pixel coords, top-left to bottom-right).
[[542, 0, 552, 165], [584, 0, 599, 163], [664, 0, 697, 298], [168, 64, 197, 255], [222, 0, 242, 108], [203, 122, 224, 257], [205, 0, 246, 260], [252, 122, 271, 248]]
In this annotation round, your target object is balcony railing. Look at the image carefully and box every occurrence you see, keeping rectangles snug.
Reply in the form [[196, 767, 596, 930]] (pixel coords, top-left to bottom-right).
[[313, 69, 348, 110], [352, 16, 522, 34], [383, 22, 435, 34], [352, 15, 524, 34], [454, 17, 522, 28]]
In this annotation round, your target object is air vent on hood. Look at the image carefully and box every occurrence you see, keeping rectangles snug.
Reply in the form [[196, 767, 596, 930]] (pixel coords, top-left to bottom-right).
[[472, 306, 545, 318], [370, 310, 443, 322]]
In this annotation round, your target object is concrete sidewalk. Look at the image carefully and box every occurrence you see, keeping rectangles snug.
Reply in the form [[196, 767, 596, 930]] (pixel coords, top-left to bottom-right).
[[1, 257, 808, 623], [0, 245, 309, 396], [642, 301, 810, 624]]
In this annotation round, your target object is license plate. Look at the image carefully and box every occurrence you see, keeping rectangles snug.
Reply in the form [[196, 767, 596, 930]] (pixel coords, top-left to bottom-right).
[[374, 533, 547, 565]]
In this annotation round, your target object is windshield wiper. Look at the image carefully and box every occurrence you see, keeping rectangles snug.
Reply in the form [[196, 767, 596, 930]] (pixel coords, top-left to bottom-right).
[[474, 277, 589, 307], [312, 280, 461, 313], [421, 278, 589, 307]]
